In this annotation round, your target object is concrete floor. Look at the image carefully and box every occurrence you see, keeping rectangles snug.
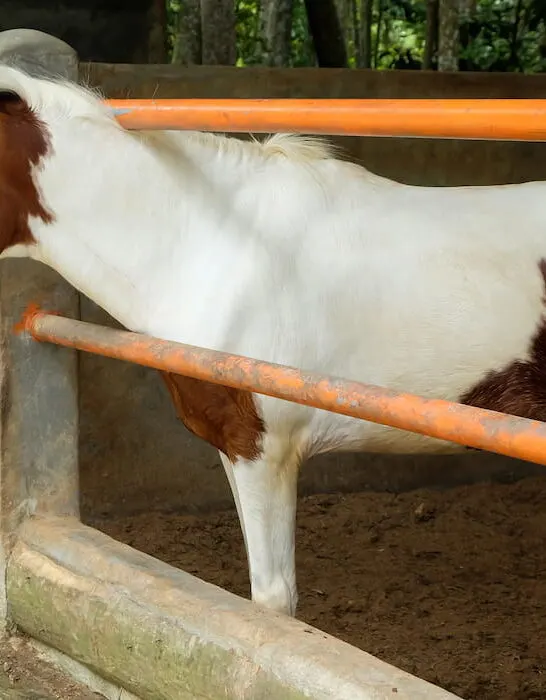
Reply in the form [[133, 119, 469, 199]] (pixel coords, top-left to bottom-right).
[[0, 636, 105, 700]]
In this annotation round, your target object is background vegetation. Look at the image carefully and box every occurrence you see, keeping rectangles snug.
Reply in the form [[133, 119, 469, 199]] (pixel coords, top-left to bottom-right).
[[163, 0, 546, 72]]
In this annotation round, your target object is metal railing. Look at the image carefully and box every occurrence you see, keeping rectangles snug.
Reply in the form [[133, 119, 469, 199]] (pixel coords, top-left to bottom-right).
[[22, 308, 546, 467], [107, 98, 546, 140]]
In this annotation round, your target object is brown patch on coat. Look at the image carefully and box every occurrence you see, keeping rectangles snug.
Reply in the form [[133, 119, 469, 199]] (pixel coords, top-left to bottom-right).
[[460, 259, 546, 422], [161, 371, 265, 463], [0, 89, 53, 252]]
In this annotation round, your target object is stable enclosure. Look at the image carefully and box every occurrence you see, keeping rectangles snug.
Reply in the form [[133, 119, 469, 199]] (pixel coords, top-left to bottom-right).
[[77, 58, 546, 522], [2, 26, 546, 700]]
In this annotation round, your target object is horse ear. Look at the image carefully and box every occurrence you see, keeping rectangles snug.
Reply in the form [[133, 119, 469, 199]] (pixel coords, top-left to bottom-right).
[[0, 89, 24, 115]]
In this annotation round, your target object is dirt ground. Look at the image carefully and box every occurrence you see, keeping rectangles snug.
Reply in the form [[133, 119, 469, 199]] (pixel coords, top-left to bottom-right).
[[0, 635, 105, 700], [90, 475, 546, 700]]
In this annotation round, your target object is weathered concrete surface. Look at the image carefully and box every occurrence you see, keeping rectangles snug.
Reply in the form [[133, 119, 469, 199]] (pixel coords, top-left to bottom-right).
[[0, 30, 79, 627], [79, 63, 546, 518], [8, 517, 462, 700], [0, 28, 77, 77], [0, 262, 80, 527]]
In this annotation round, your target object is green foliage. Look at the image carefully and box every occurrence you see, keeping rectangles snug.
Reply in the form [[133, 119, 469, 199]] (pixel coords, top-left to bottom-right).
[[234, 0, 314, 66], [460, 0, 546, 72], [373, 0, 428, 69], [290, 0, 315, 67], [235, 0, 260, 65], [168, 0, 546, 72], [166, 0, 181, 58]]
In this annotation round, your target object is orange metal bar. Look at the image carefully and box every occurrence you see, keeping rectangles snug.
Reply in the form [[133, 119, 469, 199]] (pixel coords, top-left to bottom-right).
[[25, 311, 546, 466], [107, 98, 546, 141]]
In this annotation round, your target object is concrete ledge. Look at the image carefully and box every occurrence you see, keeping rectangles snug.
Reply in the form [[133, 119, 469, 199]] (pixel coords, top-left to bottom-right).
[[7, 517, 461, 700]]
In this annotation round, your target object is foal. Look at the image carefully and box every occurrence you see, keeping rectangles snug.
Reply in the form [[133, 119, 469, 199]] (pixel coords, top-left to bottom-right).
[[1, 65, 546, 616]]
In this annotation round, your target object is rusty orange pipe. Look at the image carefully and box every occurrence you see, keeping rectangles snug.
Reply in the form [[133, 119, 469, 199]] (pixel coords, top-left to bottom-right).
[[24, 311, 546, 466], [107, 98, 546, 141]]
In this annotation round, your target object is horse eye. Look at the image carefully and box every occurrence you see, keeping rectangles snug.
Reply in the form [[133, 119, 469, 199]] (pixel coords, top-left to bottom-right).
[[0, 90, 21, 103]]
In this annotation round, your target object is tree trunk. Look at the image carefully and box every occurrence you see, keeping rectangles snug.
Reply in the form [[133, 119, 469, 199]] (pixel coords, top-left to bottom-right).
[[259, 0, 294, 67], [352, 0, 361, 66], [338, 0, 353, 62], [304, 0, 347, 67], [458, 0, 476, 70], [172, 0, 202, 65], [423, 0, 438, 69], [373, 0, 384, 68], [147, 0, 167, 62], [201, 0, 237, 65], [359, 0, 373, 68], [437, 0, 459, 71], [458, 0, 476, 21]]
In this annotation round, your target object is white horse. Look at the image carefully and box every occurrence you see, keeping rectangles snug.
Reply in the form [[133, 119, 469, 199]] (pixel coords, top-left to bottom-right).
[[1, 65, 545, 617]]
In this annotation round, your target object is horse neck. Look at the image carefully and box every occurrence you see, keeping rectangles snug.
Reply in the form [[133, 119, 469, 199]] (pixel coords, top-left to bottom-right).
[[30, 125, 263, 331]]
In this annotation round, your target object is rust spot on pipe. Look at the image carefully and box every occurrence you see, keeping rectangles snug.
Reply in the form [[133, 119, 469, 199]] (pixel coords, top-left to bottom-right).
[[13, 304, 63, 336], [13, 302, 42, 335]]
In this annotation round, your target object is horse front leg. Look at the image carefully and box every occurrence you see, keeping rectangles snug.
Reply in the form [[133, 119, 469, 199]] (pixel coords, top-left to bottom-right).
[[220, 448, 300, 616], [161, 370, 301, 615]]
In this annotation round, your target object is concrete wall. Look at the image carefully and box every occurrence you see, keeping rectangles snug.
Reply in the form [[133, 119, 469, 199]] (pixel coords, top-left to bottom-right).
[[79, 63, 546, 519]]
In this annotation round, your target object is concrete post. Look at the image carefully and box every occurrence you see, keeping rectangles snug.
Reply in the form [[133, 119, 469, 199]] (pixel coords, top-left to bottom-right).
[[0, 29, 80, 627]]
